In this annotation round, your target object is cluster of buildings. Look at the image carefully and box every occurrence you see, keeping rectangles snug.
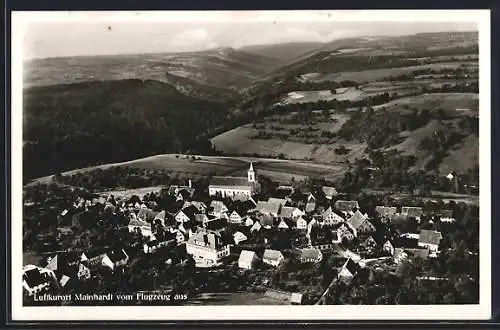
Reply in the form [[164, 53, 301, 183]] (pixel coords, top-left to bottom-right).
[[23, 249, 130, 297], [23, 162, 453, 297]]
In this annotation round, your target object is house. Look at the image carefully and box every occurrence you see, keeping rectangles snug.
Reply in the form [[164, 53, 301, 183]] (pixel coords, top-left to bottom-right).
[[306, 217, 318, 233], [183, 201, 207, 214], [143, 240, 159, 254], [290, 292, 303, 305], [255, 201, 281, 217], [333, 222, 355, 242], [375, 206, 397, 218], [310, 226, 335, 251], [405, 248, 430, 260], [290, 191, 309, 207], [259, 214, 275, 229], [278, 219, 290, 230], [209, 200, 229, 218], [175, 205, 198, 224], [418, 229, 442, 255], [338, 258, 361, 283], [275, 185, 294, 199], [208, 163, 259, 199], [44, 252, 80, 288], [229, 199, 257, 224], [194, 213, 216, 225], [299, 248, 323, 263], [128, 218, 153, 238], [238, 250, 257, 270], [250, 220, 262, 233], [401, 206, 424, 221], [143, 232, 177, 253], [363, 235, 378, 249], [81, 251, 109, 270], [439, 210, 455, 223], [263, 249, 284, 267], [136, 208, 157, 223], [322, 206, 344, 226], [393, 248, 409, 264], [322, 186, 338, 200], [81, 250, 128, 272], [229, 210, 244, 224], [167, 183, 195, 201], [105, 249, 129, 270], [268, 197, 287, 207], [296, 217, 308, 230], [347, 211, 375, 237], [203, 218, 228, 235], [305, 193, 316, 213], [233, 231, 248, 245], [186, 231, 230, 267], [175, 230, 186, 245], [77, 263, 91, 280], [154, 210, 166, 226], [383, 240, 395, 255], [245, 217, 255, 227], [334, 200, 360, 216], [279, 206, 304, 219], [22, 265, 56, 296]]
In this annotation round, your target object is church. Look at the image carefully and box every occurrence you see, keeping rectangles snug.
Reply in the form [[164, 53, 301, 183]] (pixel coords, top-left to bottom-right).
[[208, 162, 260, 199]]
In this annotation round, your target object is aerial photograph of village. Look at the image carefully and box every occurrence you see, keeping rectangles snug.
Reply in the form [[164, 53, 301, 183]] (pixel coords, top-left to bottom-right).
[[21, 14, 480, 306]]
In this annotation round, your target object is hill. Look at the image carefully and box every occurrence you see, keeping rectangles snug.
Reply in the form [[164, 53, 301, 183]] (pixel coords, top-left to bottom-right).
[[212, 31, 479, 181], [23, 79, 229, 180], [24, 48, 285, 102], [29, 154, 346, 187], [239, 42, 325, 63]]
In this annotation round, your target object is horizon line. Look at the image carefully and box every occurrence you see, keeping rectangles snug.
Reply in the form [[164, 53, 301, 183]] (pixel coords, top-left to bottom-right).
[[23, 29, 478, 62]]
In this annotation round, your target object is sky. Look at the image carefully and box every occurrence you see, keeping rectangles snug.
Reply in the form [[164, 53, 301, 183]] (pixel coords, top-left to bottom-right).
[[20, 11, 478, 59]]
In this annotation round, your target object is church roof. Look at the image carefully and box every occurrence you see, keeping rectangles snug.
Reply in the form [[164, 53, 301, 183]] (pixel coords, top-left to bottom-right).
[[210, 176, 252, 188]]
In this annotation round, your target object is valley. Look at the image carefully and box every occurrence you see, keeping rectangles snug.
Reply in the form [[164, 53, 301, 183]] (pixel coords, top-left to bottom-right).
[[23, 31, 479, 189]]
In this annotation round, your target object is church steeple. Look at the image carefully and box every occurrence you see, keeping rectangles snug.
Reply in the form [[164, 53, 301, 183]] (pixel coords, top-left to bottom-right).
[[248, 162, 255, 183]]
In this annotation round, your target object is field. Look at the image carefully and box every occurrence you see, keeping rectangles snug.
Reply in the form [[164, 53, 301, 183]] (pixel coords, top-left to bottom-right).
[[211, 110, 368, 167], [308, 62, 478, 83], [30, 154, 347, 185], [214, 87, 478, 175], [373, 93, 479, 115], [283, 87, 365, 104]]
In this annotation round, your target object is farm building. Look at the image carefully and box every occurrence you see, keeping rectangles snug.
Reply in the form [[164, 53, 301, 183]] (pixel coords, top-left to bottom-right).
[[238, 250, 257, 270]]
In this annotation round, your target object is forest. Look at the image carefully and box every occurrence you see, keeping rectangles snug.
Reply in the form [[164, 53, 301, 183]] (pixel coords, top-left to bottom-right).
[[23, 79, 229, 181]]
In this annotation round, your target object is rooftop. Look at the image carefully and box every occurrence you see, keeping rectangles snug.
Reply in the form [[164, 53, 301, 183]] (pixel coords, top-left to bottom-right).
[[210, 176, 252, 188], [263, 249, 283, 261], [419, 229, 443, 245], [335, 200, 359, 212], [347, 210, 369, 229]]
